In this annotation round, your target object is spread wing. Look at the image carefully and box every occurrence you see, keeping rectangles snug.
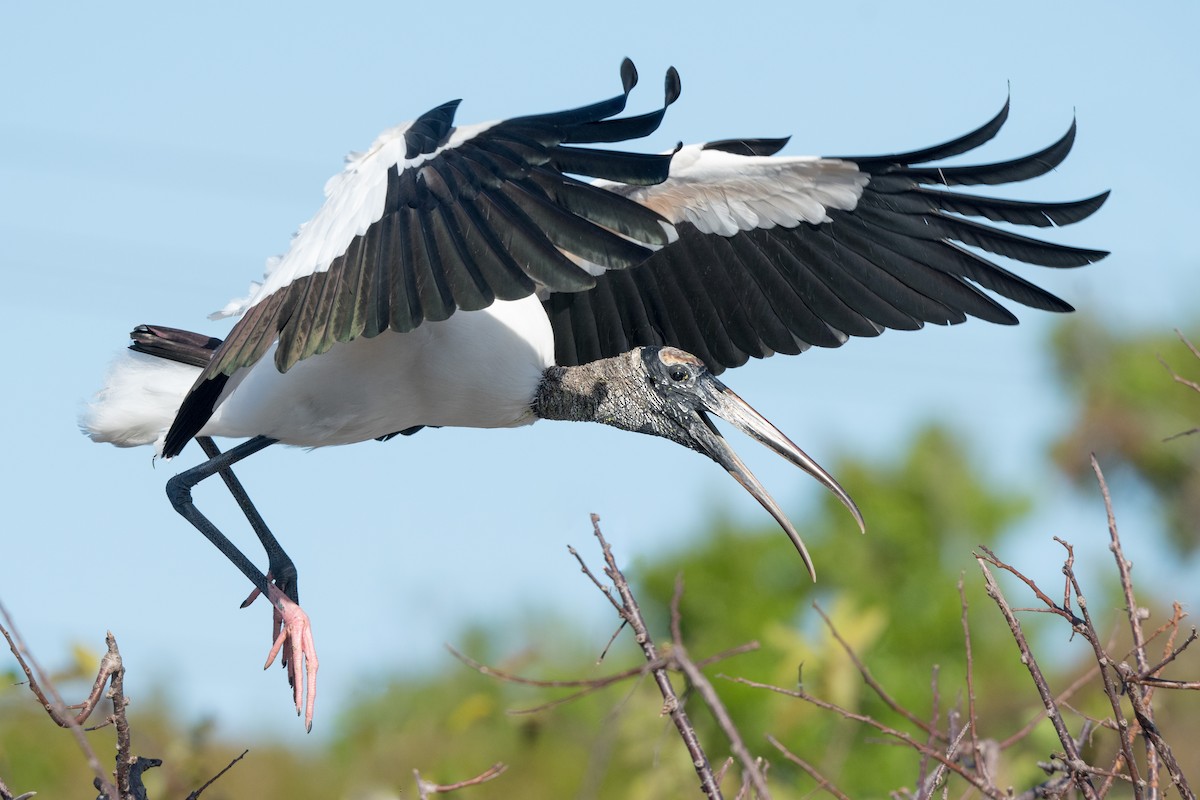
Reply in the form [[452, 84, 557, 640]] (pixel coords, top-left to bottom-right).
[[163, 60, 681, 457], [543, 101, 1108, 372], [164, 64, 1108, 459]]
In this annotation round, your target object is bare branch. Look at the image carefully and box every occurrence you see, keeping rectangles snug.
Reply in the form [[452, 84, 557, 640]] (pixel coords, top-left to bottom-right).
[[670, 574, 771, 799], [567, 544, 622, 614], [916, 723, 970, 800], [956, 578, 986, 788], [580, 515, 724, 799], [1054, 544, 1144, 793], [185, 749, 249, 800], [1158, 346, 1200, 396], [1091, 455, 1164, 798], [448, 638, 759, 717], [914, 664, 940, 794], [447, 642, 659, 689], [0, 600, 116, 798], [413, 763, 508, 798], [1128, 677, 1200, 690], [1115, 660, 1196, 798], [765, 734, 852, 800], [974, 557, 1101, 800], [1092, 456, 1151, 674], [0, 773, 33, 800], [1147, 605, 1192, 674], [1159, 331, 1200, 439], [975, 547, 1080, 626], [728, 675, 999, 798], [812, 603, 944, 741], [998, 662, 1101, 749]]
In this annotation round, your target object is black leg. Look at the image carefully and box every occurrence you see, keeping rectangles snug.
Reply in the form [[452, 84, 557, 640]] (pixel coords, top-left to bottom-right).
[[195, 436, 299, 605], [165, 435, 279, 601], [166, 434, 318, 730]]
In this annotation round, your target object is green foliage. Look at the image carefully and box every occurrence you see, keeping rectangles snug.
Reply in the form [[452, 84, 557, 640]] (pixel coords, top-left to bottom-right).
[[0, 425, 1080, 798], [1050, 316, 1200, 552], [634, 424, 1048, 795], [3, 319, 1199, 796]]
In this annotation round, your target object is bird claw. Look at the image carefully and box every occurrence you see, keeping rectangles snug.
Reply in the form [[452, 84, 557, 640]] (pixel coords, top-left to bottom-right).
[[250, 582, 318, 731], [239, 583, 264, 609]]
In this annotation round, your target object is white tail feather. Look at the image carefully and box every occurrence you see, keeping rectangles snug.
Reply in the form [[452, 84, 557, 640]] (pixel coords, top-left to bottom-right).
[[81, 350, 200, 454]]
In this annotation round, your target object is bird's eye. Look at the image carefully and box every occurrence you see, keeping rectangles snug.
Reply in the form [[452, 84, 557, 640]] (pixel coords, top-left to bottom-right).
[[668, 366, 689, 382]]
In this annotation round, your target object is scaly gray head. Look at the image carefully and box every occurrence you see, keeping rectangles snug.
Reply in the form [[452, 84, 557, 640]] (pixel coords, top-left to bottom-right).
[[535, 346, 865, 580]]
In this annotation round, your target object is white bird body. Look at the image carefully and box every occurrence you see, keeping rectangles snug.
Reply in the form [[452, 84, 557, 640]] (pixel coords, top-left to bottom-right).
[[204, 295, 553, 445], [86, 296, 553, 452]]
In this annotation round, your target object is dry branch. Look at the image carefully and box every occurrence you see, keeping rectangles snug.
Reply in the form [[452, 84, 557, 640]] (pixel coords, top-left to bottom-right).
[[0, 600, 117, 797], [0, 602, 245, 799], [575, 515, 725, 799], [413, 762, 508, 798], [974, 555, 1102, 799], [669, 574, 771, 799], [456, 516, 779, 797], [728, 455, 1196, 800], [727, 673, 998, 798]]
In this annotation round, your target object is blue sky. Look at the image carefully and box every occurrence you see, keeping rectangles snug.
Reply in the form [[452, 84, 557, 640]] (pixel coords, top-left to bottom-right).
[[2, 2, 1197, 740]]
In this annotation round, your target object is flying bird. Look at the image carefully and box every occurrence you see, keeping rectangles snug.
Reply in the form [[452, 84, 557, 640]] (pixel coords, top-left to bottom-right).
[[83, 59, 1108, 730]]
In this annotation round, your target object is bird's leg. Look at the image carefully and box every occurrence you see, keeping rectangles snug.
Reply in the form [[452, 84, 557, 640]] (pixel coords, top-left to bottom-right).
[[195, 437, 299, 606], [165, 435, 318, 731], [194, 436, 309, 699]]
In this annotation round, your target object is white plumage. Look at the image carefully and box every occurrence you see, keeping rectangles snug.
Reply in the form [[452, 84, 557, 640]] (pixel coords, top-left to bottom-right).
[[203, 296, 553, 446], [85, 296, 553, 452], [250, 120, 505, 315], [610, 146, 869, 235], [84, 352, 199, 450]]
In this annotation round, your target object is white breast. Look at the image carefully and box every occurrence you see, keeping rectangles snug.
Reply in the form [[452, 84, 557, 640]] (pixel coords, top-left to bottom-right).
[[201, 296, 556, 447]]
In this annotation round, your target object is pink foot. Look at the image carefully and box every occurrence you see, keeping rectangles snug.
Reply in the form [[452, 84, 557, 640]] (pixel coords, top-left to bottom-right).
[[243, 579, 318, 731]]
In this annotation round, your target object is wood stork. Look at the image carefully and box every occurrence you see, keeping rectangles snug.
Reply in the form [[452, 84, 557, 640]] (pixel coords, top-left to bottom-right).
[[83, 59, 1108, 730]]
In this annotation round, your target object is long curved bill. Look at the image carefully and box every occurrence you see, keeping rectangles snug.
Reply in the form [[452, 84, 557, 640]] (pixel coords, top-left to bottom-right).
[[690, 379, 865, 581]]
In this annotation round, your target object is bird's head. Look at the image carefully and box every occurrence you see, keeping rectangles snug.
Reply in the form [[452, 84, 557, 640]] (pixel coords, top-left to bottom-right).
[[536, 346, 865, 580]]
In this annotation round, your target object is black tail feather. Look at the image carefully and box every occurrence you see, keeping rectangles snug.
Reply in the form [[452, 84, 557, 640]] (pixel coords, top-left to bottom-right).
[[129, 325, 222, 369]]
